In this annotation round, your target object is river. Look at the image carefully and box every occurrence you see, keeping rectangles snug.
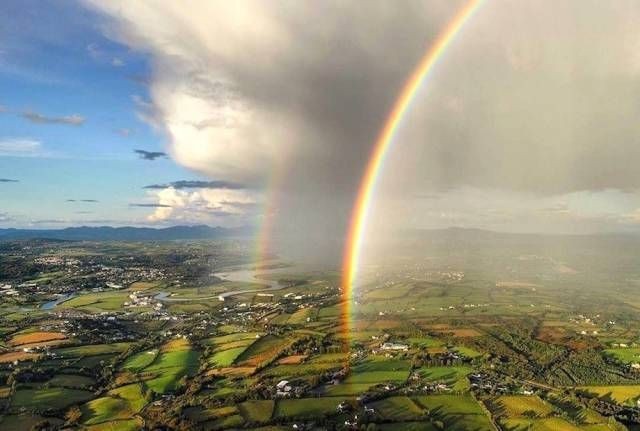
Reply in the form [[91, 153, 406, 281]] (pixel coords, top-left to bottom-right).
[[36, 265, 290, 309], [155, 265, 290, 302]]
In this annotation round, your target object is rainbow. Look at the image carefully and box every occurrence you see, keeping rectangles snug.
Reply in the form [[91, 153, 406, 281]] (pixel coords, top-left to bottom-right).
[[341, 0, 483, 338]]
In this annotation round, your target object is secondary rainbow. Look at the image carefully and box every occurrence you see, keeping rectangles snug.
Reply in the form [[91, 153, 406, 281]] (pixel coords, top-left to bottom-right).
[[341, 0, 483, 336]]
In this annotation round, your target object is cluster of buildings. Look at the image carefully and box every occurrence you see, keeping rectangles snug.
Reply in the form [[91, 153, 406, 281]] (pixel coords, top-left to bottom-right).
[[124, 292, 163, 310]]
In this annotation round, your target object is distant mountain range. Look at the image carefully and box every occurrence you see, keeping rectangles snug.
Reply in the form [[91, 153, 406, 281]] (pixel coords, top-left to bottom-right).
[[0, 225, 255, 241]]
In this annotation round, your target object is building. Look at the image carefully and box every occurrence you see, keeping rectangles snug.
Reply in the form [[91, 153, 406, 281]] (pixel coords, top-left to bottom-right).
[[380, 342, 409, 352]]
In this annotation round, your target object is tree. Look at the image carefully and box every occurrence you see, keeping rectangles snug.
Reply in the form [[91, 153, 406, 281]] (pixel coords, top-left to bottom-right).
[[65, 405, 82, 425]]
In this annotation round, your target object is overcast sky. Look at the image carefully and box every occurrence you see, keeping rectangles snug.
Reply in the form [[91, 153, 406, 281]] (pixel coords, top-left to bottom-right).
[[3, 1, 640, 248]]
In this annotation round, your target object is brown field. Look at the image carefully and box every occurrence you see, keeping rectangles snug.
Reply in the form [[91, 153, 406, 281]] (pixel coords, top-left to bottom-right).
[[0, 351, 41, 363], [18, 339, 71, 350], [541, 320, 570, 327], [278, 355, 308, 365], [536, 327, 567, 344], [9, 331, 66, 346]]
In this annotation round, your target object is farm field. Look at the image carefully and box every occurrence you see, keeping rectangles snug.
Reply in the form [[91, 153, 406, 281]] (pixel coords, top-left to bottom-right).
[[3, 236, 640, 429]]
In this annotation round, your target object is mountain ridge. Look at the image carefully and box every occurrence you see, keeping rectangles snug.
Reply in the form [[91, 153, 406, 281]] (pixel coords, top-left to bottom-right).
[[0, 225, 254, 241]]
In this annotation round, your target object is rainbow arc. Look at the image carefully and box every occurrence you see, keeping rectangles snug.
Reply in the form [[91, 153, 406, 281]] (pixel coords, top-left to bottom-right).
[[341, 0, 483, 340]]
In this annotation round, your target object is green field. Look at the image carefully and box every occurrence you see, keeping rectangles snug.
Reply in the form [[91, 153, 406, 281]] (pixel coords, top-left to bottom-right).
[[61, 292, 128, 312], [418, 366, 473, 391], [492, 395, 555, 418], [603, 347, 640, 365], [238, 400, 274, 423], [274, 397, 345, 419], [47, 373, 95, 389], [370, 396, 425, 421], [578, 385, 640, 406], [120, 349, 158, 372], [413, 395, 494, 430], [12, 387, 94, 409], [84, 418, 144, 431], [143, 339, 199, 394], [208, 346, 248, 367], [453, 346, 483, 359], [235, 334, 291, 367], [81, 384, 149, 425], [55, 342, 132, 357]]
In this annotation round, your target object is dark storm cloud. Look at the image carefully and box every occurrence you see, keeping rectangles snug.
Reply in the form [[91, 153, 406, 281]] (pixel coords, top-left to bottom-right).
[[134, 149, 166, 160], [143, 180, 246, 190], [85, 1, 640, 243], [0, 178, 18, 182], [22, 111, 85, 126]]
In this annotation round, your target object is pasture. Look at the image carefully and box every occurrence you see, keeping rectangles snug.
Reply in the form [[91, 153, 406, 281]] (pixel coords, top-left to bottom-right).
[[81, 383, 149, 425], [238, 400, 274, 423], [603, 347, 640, 364], [120, 349, 158, 372], [491, 395, 555, 418], [55, 342, 132, 358], [369, 396, 425, 421], [412, 394, 494, 430], [274, 397, 345, 419], [417, 366, 473, 392], [142, 338, 199, 394], [578, 385, 640, 406], [12, 387, 93, 410], [235, 334, 292, 367]]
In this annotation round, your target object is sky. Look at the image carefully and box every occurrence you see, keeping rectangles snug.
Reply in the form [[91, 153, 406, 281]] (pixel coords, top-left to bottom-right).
[[3, 0, 640, 246]]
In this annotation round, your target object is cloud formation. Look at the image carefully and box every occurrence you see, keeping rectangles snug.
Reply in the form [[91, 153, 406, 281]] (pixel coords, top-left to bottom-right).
[[0, 138, 43, 157], [66, 199, 99, 203], [134, 149, 167, 160], [129, 203, 172, 208], [84, 1, 640, 243], [0, 178, 18, 183], [143, 180, 245, 190], [22, 111, 85, 126], [144, 186, 258, 225]]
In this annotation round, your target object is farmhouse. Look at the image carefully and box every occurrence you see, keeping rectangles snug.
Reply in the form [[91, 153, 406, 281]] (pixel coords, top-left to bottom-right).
[[276, 380, 293, 397], [380, 342, 409, 351]]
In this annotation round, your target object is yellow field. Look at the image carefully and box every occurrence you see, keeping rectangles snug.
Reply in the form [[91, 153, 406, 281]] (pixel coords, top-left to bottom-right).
[[493, 395, 555, 417], [278, 355, 307, 365], [578, 385, 640, 405], [0, 351, 41, 363], [9, 331, 66, 346]]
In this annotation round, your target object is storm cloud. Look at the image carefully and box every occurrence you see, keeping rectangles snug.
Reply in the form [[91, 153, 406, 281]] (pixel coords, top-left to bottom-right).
[[83, 1, 640, 247]]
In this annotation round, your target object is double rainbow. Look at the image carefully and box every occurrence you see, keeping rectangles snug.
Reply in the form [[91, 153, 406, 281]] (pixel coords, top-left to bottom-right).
[[341, 0, 483, 337]]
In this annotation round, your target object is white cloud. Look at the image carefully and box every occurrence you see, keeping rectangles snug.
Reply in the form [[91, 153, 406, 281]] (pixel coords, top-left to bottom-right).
[[0, 138, 43, 156], [146, 186, 260, 226]]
